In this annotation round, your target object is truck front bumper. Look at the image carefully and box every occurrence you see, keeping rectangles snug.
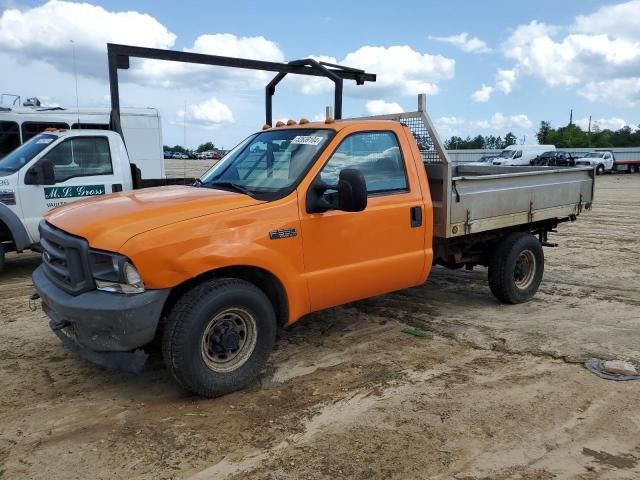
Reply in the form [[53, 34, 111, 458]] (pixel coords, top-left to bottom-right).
[[33, 265, 170, 373]]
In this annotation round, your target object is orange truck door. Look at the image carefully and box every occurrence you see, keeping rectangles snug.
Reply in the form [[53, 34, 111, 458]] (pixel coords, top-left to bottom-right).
[[298, 127, 427, 312]]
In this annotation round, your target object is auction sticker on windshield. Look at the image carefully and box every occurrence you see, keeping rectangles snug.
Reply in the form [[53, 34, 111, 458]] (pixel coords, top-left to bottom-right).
[[36, 138, 54, 144], [291, 136, 323, 146]]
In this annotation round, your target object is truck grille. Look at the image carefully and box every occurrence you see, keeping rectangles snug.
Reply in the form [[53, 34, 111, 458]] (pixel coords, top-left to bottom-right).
[[39, 221, 94, 295]]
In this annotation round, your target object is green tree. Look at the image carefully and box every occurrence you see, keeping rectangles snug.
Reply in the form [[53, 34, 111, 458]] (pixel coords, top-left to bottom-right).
[[536, 121, 552, 144], [171, 144, 186, 153], [503, 132, 517, 147], [197, 141, 216, 153]]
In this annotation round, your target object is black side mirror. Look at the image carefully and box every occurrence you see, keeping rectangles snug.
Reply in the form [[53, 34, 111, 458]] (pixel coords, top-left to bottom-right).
[[306, 168, 367, 214], [336, 168, 367, 212], [24, 159, 55, 186]]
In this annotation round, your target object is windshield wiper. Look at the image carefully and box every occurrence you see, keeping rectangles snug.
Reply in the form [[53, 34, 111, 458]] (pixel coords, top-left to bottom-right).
[[206, 181, 255, 197]]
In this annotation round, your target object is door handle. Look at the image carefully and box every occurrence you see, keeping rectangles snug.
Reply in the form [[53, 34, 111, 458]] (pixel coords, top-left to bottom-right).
[[410, 206, 422, 228]]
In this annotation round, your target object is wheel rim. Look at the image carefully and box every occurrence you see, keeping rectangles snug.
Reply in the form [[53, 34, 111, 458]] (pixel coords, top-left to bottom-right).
[[201, 307, 258, 373], [514, 250, 536, 290]]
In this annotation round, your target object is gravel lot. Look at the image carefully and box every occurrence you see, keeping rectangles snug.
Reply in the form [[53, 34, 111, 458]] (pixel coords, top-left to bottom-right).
[[1, 174, 639, 479]]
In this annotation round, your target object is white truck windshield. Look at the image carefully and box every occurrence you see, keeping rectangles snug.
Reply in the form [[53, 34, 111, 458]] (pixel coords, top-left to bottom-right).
[[584, 152, 605, 158], [498, 149, 514, 159], [0, 133, 57, 176], [200, 129, 333, 199]]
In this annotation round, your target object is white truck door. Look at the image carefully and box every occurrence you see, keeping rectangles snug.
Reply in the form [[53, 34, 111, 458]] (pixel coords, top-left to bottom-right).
[[17, 135, 120, 241], [604, 153, 614, 170]]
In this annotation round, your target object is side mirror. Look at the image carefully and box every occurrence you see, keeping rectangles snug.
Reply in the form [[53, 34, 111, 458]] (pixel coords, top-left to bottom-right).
[[24, 159, 55, 186], [336, 168, 367, 212], [306, 168, 367, 214]]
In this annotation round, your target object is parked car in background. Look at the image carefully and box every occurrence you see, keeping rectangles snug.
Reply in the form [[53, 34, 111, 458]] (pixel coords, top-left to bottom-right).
[[172, 152, 189, 159], [531, 150, 576, 167], [163, 151, 173, 159], [492, 145, 556, 166], [464, 155, 497, 166], [574, 151, 614, 175]]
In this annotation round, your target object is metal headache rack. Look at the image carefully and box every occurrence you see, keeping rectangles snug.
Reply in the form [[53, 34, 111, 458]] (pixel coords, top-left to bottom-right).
[[353, 94, 450, 165], [106, 43, 376, 136]]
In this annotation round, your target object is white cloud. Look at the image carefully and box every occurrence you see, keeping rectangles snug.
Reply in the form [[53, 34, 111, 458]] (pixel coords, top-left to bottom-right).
[[575, 116, 638, 131], [500, 1, 640, 107], [579, 78, 640, 107], [430, 32, 491, 54], [573, 0, 640, 41], [435, 113, 533, 138], [471, 84, 494, 102], [495, 69, 517, 94], [177, 97, 234, 129], [300, 45, 455, 97], [473, 113, 532, 130], [134, 34, 285, 89], [365, 99, 404, 115], [0, 0, 176, 77]]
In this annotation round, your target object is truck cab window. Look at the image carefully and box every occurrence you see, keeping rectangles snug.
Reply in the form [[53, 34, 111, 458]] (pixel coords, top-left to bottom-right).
[[0, 121, 20, 158], [514, 150, 523, 159], [41, 137, 113, 183], [320, 131, 408, 195]]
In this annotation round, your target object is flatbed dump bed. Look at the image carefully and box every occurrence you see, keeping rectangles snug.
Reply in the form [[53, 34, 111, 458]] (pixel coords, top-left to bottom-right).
[[359, 94, 594, 268]]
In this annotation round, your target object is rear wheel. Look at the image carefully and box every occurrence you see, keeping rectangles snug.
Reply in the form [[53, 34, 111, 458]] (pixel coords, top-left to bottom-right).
[[162, 278, 277, 397], [488, 232, 544, 304]]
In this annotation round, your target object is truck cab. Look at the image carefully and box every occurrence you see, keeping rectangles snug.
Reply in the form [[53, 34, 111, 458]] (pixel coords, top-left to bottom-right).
[[0, 130, 134, 266]]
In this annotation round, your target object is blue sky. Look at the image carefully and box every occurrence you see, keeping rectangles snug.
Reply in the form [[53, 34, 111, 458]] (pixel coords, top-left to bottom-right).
[[1, 0, 638, 148]]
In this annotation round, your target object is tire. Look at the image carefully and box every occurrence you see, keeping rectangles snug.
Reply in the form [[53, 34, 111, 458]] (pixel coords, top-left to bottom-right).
[[162, 278, 277, 397], [596, 164, 605, 175], [488, 232, 544, 304], [0, 243, 4, 272]]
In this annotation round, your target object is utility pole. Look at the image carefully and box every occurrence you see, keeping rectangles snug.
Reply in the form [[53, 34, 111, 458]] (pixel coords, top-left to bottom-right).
[[588, 115, 592, 134], [569, 109, 573, 126]]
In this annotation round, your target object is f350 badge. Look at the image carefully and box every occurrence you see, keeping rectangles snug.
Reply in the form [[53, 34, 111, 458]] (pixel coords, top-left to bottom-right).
[[269, 228, 297, 240]]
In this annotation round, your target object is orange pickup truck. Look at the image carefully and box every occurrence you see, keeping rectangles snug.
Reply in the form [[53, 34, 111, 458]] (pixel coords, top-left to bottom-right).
[[33, 97, 594, 397]]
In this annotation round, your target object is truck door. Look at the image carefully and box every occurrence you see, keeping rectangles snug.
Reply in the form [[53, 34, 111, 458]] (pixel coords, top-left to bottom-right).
[[299, 128, 427, 312], [17, 136, 117, 241]]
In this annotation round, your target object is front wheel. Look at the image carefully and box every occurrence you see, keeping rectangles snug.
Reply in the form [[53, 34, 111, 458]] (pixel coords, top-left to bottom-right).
[[488, 233, 544, 304], [162, 278, 277, 397], [596, 164, 605, 175]]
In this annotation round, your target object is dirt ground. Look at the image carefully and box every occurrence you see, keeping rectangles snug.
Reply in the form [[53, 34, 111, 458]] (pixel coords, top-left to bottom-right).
[[1, 174, 639, 480]]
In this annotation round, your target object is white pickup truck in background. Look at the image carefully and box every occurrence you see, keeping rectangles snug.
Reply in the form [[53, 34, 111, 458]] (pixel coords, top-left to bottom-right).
[[574, 151, 615, 175], [0, 128, 182, 270]]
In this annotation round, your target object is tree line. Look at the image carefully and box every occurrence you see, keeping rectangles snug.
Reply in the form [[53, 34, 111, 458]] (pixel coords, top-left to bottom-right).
[[163, 141, 218, 153], [444, 121, 640, 150], [536, 121, 640, 148], [444, 132, 518, 150]]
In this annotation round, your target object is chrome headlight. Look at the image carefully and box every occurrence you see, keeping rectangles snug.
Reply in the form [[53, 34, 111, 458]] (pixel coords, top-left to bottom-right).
[[89, 250, 145, 294]]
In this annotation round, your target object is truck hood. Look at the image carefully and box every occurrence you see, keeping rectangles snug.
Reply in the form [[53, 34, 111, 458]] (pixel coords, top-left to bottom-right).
[[574, 157, 598, 165], [46, 185, 264, 251]]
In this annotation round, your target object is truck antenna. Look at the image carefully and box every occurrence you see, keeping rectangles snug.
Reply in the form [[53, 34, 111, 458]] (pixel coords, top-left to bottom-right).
[[71, 40, 80, 128]]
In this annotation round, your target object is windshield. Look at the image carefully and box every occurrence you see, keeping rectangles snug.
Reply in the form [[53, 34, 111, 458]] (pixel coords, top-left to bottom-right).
[[584, 152, 605, 158], [0, 133, 57, 176], [498, 149, 514, 159], [200, 129, 334, 199]]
